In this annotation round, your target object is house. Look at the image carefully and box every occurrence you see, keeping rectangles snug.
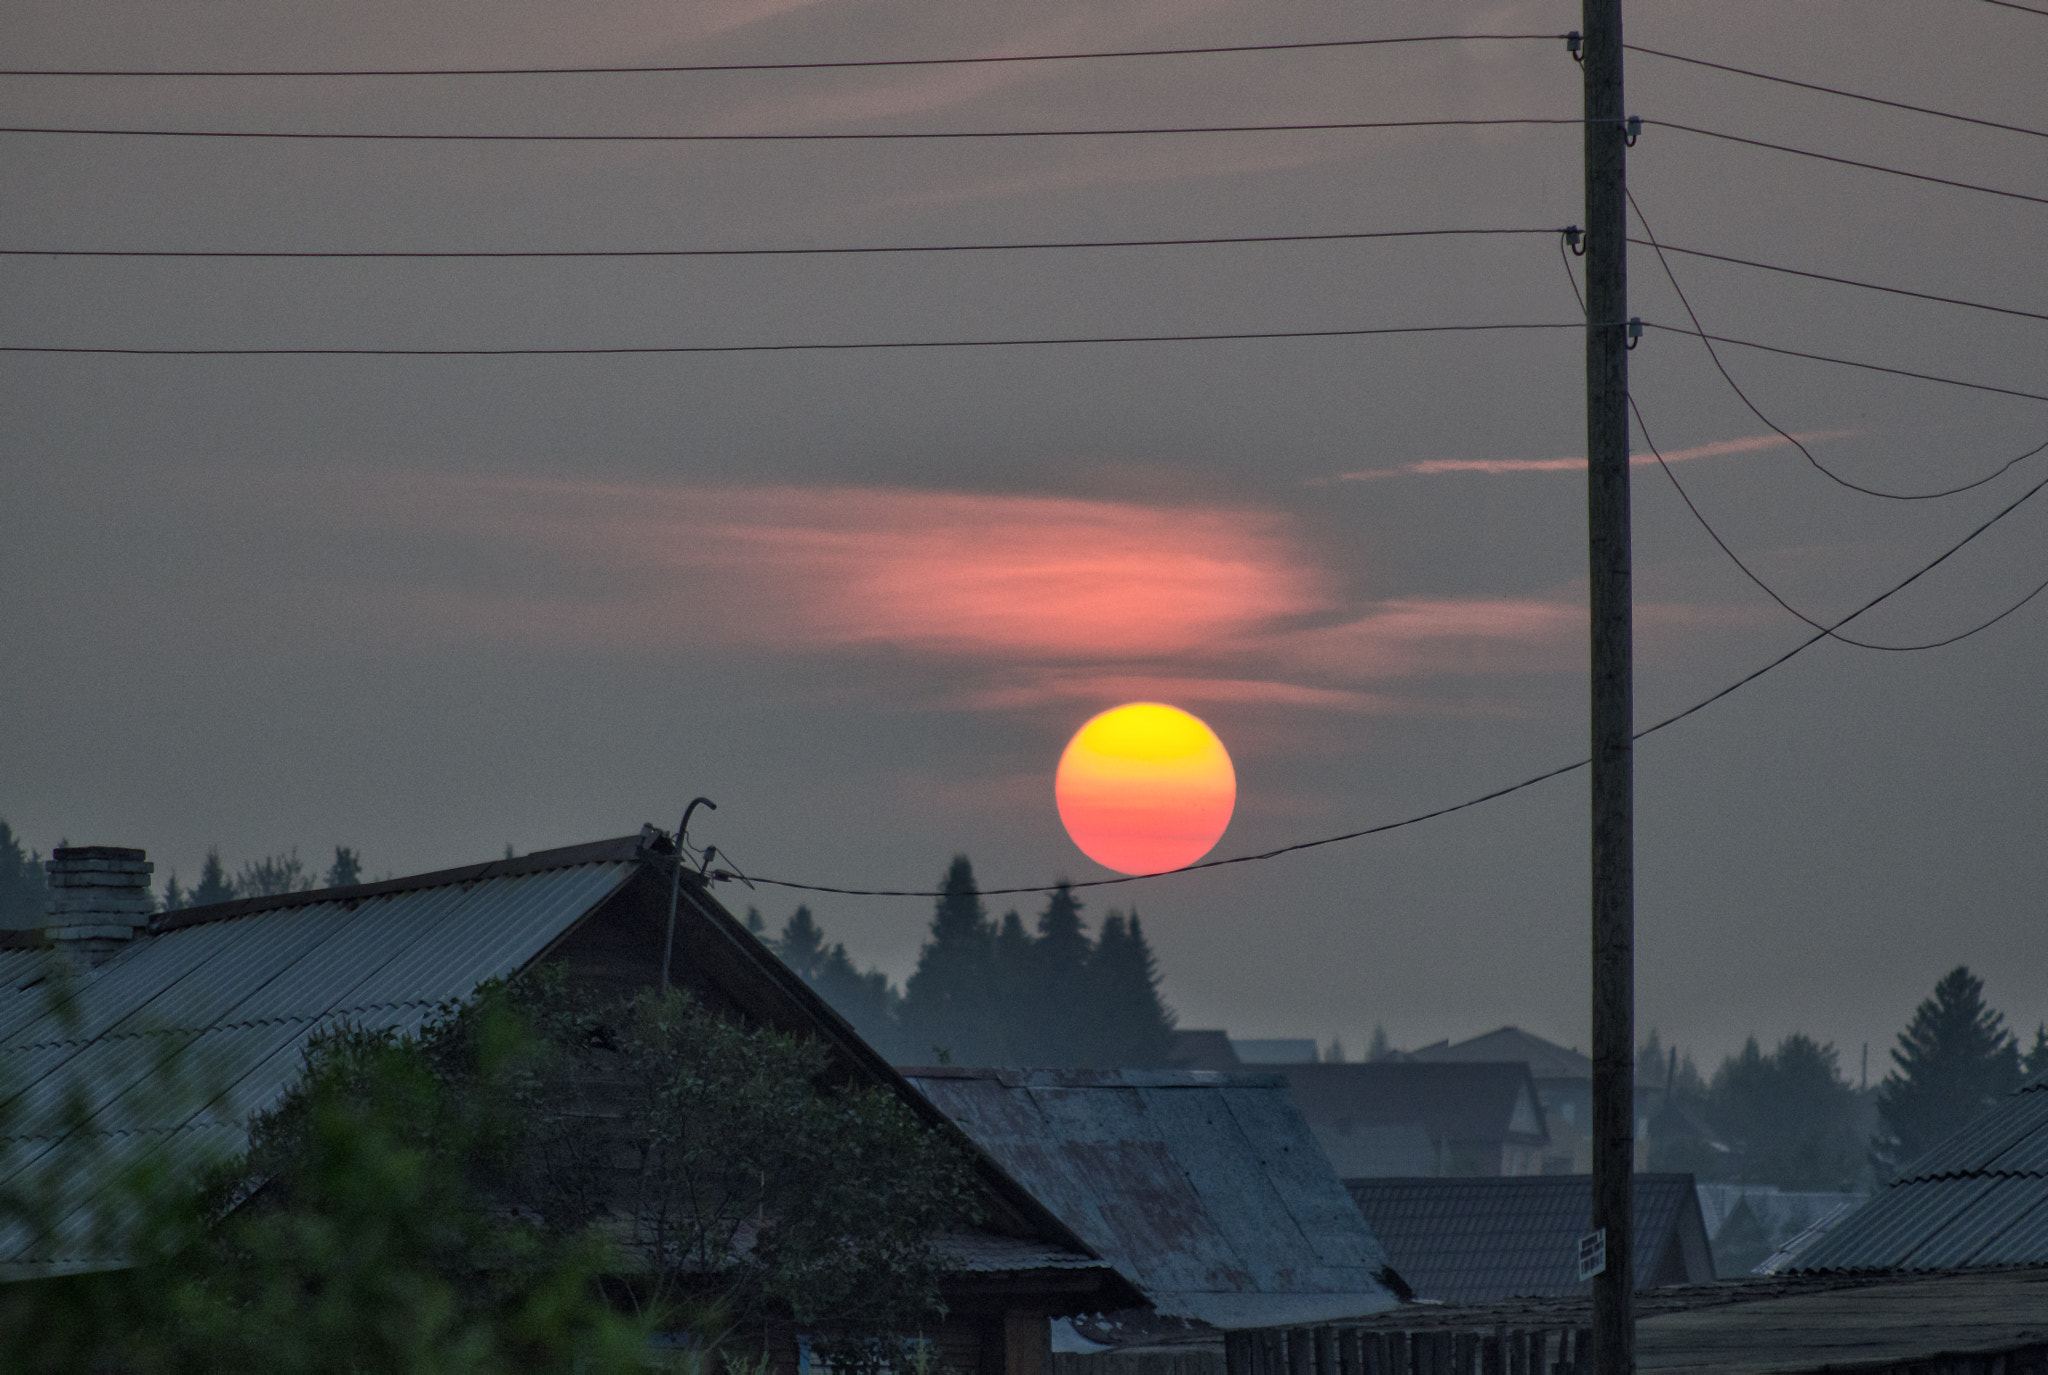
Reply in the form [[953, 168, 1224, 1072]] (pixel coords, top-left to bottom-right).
[[1404, 1026, 1663, 1173], [1270, 1062, 1551, 1178], [1693, 1183, 1865, 1276], [1342, 1174, 1716, 1302], [1231, 1039, 1319, 1065], [902, 1068, 1400, 1332], [1168, 1030, 1242, 1071], [1785, 1072, 2048, 1274], [0, 838, 1143, 1371]]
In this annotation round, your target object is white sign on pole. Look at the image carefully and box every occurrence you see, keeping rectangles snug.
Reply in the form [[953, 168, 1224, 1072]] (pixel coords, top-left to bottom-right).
[[1578, 1227, 1608, 1281]]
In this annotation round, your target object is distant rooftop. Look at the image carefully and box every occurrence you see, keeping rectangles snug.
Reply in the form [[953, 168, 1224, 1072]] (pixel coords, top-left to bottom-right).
[[1232, 1037, 1319, 1065]]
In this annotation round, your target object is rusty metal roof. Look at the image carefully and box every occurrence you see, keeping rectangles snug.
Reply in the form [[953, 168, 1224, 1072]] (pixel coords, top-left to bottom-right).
[[0, 842, 640, 1275], [1792, 1080, 2048, 1273], [903, 1067, 1398, 1328]]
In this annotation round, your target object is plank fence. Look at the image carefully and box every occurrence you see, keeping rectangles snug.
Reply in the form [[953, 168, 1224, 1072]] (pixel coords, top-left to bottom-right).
[[1222, 1324, 1592, 1375]]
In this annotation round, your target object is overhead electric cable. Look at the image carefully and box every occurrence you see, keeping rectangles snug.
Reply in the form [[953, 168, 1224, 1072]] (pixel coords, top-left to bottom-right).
[[0, 116, 1582, 143], [1649, 122, 2048, 207], [1631, 190, 2048, 494], [1979, 0, 2048, 16], [0, 226, 1564, 259], [1627, 46, 2048, 139], [726, 461, 2048, 900], [1632, 395, 2048, 649], [1642, 325, 2048, 405], [0, 33, 1564, 77], [1627, 239, 2048, 325], [0, 321, 1588, 357]]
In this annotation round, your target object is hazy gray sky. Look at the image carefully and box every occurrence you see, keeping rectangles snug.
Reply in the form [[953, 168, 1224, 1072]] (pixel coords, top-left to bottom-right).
[[4, 0, 2044, 1074]]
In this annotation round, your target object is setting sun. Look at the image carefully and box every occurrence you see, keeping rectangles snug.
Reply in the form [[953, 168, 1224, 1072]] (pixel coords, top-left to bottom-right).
[[1055, 703, 1236, 875]]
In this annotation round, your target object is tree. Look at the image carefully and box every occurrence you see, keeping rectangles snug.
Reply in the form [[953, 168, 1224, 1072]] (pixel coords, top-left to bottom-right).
[[1024, 883, 1091, 1065], [190, 849, 236, 907], [2025, 1025, 2048, 1082], [1706, 1034, 1863, 1189], [323, 846, 362, 889], [775, 905, 829, 983], [235, 849, 315, 899], [159, 873, 188, 912], [1088, 911, 1176, 1067], [0, 821, 46, 929], [990, 910, 1034, 1063], [1366, 1025, 1395, 1062], [1875, 966, 2022, 1173], [900, 857, 996, 1065]]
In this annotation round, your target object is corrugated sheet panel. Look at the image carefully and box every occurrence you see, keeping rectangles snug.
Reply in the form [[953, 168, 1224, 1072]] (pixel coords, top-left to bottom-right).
[[1795, 1177, 1998, 1271], [0, 861, 634, 1269], [908, 1069, 1392, 1317], [1963, 1180, 2048, 1265], [1343, 1176, 1705, 1302], [1895, 1088, 2048, 1180], [1903, 1176, 2048, 1269]]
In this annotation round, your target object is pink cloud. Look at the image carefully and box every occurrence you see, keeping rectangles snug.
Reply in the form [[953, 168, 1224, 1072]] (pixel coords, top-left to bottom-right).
[[392, 478, 1329, 659], [1328, 429, 1857, 482], [1264, 598, 1583, 678], [968, 674, 1396, 712]]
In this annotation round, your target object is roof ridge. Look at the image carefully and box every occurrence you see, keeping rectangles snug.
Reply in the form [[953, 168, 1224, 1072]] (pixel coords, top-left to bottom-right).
[[153, 834, 646, 933]]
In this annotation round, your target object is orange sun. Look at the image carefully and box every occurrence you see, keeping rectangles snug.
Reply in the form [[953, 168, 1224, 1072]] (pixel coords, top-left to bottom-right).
[[1055, 702, 1236, 875]]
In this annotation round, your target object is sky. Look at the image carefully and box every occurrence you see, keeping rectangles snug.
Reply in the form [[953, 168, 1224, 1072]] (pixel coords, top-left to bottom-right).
[[4, 0, 2045, 1076]]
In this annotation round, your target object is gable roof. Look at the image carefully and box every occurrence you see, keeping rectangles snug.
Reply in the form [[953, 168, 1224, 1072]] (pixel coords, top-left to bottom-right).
[[903, 1067, 1399, 1329], [1790, 1078, 2048, 1273], [1406, 1027, 1593, 1082], [1344, 1174, 1716, 1302], [0, 835, 1136, 1304], [1271, 1062, 1551, 1146]]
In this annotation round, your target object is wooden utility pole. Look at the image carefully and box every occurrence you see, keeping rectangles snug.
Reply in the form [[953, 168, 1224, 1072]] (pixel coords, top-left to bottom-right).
[[1581, 2, 1635, 1373]]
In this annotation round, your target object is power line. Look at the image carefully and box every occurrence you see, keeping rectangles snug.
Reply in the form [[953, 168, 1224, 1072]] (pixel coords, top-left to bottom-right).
[[0, 116, 1581, 143], [1979, 0, 2048, 16], [1641, 324, 2048, 406], [0, 226, 1564, 260], [1632, 393, 2048, 649], [723, 456, 2048, 900], [0, 321, 1587, 357], [1649, 121, 2048, 207], [1628, 239, 2048, 325], [0, 33, 1564, 77], [1627, 46, 2048, 140], [1631, 191, 2048, 496]]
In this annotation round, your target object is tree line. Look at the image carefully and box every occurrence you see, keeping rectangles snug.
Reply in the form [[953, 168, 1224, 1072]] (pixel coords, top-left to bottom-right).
[[1637, 966, 2048, 1192], [749, 856, 1178, 1069], [0, 821, 366, 924]]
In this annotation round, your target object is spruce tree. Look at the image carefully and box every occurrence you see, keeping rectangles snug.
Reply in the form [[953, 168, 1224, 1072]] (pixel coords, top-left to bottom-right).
[[2025, 1025, 2048, 1082], [1026, 883, 1092, 1065], [190, 849, 236, 907], [990, 911, 1035, 1065], [776, 906, 829, 983], [159, 873, 188, 913], [1875, 966, 2022, 1173], [0, 821, 45, 930], [813, 942, 905, 1058], [1088, 911, 1176, 1067], [900, 857, 996, 1065]]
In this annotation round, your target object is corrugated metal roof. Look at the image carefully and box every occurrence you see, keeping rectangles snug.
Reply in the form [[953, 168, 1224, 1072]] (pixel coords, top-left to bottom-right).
[[1894, 1089, 2048, 1180], [1790, 1082, 2048, 1274], [1343, 1175, 1711, 1302], [904, 1068, 1396, 1326], [0, 856, 636, 1274]]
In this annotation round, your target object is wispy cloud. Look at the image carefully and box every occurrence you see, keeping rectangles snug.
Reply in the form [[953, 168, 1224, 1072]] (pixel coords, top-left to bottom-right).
[[1323, 429, 1857, 483]]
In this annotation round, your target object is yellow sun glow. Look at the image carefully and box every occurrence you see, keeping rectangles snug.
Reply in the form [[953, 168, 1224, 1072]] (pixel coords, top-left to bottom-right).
[[1055, 702, 1236, 875]]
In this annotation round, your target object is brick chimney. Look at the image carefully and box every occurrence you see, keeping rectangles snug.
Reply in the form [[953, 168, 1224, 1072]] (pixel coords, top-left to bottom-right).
[[44, 846, 156, 965]]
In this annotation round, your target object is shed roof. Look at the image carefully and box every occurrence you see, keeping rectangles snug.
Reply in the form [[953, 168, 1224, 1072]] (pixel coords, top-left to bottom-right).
[[1343, 1174, 1715, 1302], [903, 1068, 1398, 1328], [0, 835, 1135, 1304], [1791, 1077, 2048, 1273]]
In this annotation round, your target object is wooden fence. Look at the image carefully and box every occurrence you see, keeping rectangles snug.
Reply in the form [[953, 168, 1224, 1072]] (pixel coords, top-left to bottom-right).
[[1224, 1326, 1595, 1375]]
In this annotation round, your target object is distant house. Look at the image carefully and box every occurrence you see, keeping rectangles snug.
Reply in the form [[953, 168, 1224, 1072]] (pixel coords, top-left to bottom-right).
[[1786, 1073, 2048, 1274], [1231, 1038, 1319, 1064], [1405, 1026, 1662, 1173], [1270, 1062, 1550, 1178], [1343, 1174, 1716, 1302], [903, 1067, 1401, 1330], [0, 838, 1142, 1371]]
